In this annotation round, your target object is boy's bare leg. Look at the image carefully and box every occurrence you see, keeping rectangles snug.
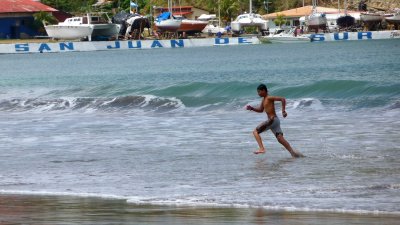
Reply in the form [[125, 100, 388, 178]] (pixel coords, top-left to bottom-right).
[[276, 134, 304, 158], [253, 130, 266, 154]]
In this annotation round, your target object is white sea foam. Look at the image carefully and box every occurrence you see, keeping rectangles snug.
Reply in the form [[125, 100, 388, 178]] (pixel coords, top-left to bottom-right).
[[124, 197, 400, 215], [0, 190, 126, 200], [291, 98, 324, 110]]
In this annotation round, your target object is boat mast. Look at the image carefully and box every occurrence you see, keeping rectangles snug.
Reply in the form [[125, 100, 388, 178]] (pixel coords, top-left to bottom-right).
[[249, 0, 252, 14], [168, 0, 172, 17], [218, 0, 221, 27]]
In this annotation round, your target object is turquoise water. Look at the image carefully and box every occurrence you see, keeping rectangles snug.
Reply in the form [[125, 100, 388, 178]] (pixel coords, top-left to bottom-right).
[[0, 40, 399, 214]]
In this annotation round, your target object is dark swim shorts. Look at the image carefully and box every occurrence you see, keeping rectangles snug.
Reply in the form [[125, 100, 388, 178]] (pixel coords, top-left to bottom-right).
[[256, 116, 283, 137]]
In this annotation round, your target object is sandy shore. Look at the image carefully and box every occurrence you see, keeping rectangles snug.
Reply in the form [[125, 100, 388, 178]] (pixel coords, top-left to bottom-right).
[[0, 194, 399, 225]]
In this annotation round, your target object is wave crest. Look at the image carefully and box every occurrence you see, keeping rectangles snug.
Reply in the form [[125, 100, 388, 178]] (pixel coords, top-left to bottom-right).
[[0, 95, 184, 113]]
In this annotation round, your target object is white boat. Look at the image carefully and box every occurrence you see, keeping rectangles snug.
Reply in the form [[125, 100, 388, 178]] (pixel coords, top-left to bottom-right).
[[202, 20, 226, 34], [45, 16, 94, 40], [385, 9, 400, 25], [307, 12, 327, 26], [198, 14, 226, 34], [360, 12, 384, 22], [261, 28, 310, 43], [155, 12, 182, 31], [154, 0, 182, 32], [231, 0, 268, 33], [306, 0, 327, 28], [45, 13, 120, 41], [90, 15, 121, 38]]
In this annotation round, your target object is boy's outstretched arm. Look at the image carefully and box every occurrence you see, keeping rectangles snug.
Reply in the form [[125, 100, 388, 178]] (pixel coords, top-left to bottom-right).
[[246, 102, 264, 113]]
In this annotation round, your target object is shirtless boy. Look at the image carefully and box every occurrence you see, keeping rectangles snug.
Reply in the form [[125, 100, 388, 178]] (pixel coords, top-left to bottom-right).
[[246, 84, 303, 158]]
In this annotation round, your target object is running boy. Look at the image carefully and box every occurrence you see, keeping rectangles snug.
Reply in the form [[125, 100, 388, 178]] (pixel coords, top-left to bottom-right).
[[246, 84, 303, 157]]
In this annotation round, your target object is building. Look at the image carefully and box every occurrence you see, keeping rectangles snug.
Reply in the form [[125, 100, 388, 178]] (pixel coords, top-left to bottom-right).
[[154, 6, 209, 20], [262, 5, 360, 31], [0, 0, 57, 39]]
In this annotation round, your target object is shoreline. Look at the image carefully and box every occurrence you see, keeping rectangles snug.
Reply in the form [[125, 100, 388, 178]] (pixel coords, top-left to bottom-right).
[[1, 193, 399, 225]]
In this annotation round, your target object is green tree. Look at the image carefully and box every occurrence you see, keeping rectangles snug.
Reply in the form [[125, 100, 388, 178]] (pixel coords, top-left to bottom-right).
[[33, 11, 58, 26], [32, 11, 58, 35], [274, 13, 286, 27], [41, 0, 98, 13]]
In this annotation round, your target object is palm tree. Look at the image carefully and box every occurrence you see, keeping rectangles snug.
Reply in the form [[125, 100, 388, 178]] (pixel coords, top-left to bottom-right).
[[274, 13, 286, 27], [33, 11, 58, 26]]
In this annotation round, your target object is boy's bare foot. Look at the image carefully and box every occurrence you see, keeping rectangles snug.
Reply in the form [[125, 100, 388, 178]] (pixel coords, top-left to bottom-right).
[[291, 150, 304, 158], [254, 148, 266, 154]]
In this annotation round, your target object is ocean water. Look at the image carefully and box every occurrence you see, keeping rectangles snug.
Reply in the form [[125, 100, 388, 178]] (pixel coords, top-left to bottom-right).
[[0, 40, 399, 215]]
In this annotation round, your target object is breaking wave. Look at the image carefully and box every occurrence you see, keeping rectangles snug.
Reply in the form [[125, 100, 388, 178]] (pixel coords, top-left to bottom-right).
[[1, 79, 398, 113], [0, 95, 184, 113], [291, 98, 324, 110]]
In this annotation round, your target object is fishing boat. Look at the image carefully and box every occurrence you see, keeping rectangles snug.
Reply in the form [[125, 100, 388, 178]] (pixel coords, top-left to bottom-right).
[[231, 0, 268, 33], [45, 13, 120, 41]]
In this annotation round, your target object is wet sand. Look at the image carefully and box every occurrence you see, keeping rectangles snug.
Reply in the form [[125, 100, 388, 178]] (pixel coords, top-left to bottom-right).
[[0, 194, 399, 225]]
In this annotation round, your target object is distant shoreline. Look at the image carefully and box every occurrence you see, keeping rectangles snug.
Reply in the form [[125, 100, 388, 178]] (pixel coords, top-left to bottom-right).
[[1, 30, 399, 54]]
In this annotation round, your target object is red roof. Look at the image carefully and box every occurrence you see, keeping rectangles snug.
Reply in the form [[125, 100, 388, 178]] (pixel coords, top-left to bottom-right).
[[159, 6, 192, 10], [173, 12, 192, 16], [0, 0, 57, 13]]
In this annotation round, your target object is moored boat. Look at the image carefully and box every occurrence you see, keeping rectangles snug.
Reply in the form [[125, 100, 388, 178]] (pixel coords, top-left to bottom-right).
[[45, 16, 94, 40], [385, 9, 400, 25], [154, 12, 182, 32], [306, 0, 327, 30], [90, 15, 121, 38], [261, 27, 310, 43], [202, 20, 226, 34], [360, 12, 384, 22], [177, 17, 208, 34], [231, 0, 268, 34], [45, 13, 120, 41], [154, 0, 182, 32], [198, 14, 226, 35]]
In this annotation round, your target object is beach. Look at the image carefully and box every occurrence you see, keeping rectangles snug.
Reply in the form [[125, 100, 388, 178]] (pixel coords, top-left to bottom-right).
[[1, 194, 399, 225], [0, 39, 399, 224]]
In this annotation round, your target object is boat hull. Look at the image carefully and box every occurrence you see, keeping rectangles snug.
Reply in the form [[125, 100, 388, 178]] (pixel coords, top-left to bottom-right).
[[262, 35, 310, 43], [155, 19, 182, 32], [360, 13, 383, 22], [178, 20, 208, 33], [386, 14, 400, 25], [45, 25, 94, 39], [307, 14, 327, 27], [202, 25, 226, 34], [92, 24, 121, 37], [231, 21, 268, 32], [231, 13, 268, 32]]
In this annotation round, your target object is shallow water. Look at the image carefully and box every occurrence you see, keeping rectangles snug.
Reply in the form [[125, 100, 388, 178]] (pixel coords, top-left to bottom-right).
[[0, 40, 399, 215], [1, 195, 399, 225]]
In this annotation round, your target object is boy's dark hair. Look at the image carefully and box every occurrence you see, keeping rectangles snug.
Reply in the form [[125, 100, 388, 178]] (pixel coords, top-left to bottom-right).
[[257, 84, 268, 91]]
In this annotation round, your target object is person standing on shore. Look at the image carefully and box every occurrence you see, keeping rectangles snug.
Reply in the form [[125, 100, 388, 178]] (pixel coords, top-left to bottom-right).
[[246, 84, 303, 158]]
